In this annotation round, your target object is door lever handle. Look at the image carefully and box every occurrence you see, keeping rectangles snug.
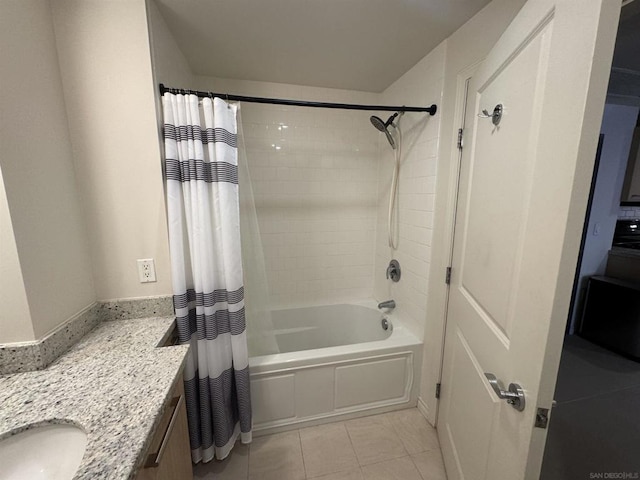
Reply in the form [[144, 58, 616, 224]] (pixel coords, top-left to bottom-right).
[[484, 373, 525, 411]]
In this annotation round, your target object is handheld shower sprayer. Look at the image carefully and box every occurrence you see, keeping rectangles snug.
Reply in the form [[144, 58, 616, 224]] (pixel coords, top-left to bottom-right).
[[369, 112, 402, 150], [370, 111, 404, 249]]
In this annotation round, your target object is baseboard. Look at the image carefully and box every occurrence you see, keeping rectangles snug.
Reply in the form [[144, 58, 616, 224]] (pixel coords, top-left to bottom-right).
[[417, 396, 435, 426]]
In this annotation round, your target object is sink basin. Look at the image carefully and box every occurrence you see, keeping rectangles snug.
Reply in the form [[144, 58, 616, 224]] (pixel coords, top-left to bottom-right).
[[0, 424, 87, 480]]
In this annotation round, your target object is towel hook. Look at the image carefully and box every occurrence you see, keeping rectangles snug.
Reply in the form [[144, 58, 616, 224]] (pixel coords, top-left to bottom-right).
[[478, 103, 503, 126]]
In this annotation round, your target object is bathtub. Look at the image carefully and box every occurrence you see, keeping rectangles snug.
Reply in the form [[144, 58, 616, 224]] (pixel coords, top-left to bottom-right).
[[249, 300, 423, 433]]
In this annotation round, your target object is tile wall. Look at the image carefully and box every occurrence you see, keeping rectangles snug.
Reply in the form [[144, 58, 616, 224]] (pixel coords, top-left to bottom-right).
[[240, 104, 380, 308], [619, 206, 640, 218], [194, 61, 445, 323], [374, 45, 446, 338], [192, 78, 383, 309]]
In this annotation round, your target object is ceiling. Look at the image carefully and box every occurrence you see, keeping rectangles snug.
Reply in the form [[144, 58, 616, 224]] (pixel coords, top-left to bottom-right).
[[154, 0, 492, 93]]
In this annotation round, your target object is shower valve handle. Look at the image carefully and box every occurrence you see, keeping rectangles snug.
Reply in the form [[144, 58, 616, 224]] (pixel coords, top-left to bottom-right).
[[386, 259, 401, 282]]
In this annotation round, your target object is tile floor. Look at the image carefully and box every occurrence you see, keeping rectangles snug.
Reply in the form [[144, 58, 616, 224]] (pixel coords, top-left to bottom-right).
[[540, 335, 640, 479], [193, 408, 447, 480]]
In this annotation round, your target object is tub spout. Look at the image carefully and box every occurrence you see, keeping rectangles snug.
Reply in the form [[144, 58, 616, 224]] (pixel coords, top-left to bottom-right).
[[378, 300, 396, 310]]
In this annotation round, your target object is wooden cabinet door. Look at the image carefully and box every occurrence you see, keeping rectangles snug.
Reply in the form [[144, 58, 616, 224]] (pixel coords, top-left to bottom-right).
[[137, 377, 192, 480]]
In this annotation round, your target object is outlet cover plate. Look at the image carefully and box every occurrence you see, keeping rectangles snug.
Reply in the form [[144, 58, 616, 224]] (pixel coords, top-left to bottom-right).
[[137, 258, 157, 283]]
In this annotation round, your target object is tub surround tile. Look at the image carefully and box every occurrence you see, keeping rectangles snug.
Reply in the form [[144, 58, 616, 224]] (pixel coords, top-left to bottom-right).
[[384, 408, 440, 455], [360, 457, 423, 480], [0, 316, 189, 480], [300, 422, 359, 478], [249, 430, 306, 480], [98, 295, 174, 321], [345, 415, 408, 466]]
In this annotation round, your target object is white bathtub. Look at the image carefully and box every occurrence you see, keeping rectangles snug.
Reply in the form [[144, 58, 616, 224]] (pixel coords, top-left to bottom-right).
[[249, 300, 423, 433]]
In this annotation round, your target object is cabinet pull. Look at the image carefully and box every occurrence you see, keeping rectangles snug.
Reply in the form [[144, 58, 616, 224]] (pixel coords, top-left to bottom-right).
[[144, 395, 183, 468]]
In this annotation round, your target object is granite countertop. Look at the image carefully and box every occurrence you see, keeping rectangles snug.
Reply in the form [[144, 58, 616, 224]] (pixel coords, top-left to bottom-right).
[[0, 316, 190, 480]]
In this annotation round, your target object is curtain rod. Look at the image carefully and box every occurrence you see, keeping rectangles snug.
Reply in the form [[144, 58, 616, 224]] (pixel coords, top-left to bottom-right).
[[159, 84, 437, 115]]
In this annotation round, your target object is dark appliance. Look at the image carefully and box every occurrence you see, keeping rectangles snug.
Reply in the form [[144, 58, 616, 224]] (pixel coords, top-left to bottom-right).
[[612, 218, 640, 250], [578, 276, 640, 360]]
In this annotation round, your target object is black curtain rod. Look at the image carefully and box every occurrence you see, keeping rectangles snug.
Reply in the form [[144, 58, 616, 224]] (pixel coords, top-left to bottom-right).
[[159, 84, 437, 115]]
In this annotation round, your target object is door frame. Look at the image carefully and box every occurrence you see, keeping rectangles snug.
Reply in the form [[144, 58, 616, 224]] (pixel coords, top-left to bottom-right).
[[420, 1, 530, 426], [424, 0, 622, 476], [430, 62, 481, 423]]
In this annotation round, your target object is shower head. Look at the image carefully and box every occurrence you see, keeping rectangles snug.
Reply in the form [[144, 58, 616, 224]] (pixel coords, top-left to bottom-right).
[[370, 112, 400, 149]]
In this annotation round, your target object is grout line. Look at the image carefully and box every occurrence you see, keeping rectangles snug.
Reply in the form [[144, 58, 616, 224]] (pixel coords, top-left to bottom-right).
[[296, 429, 308, 480], [245, 443, 250, 480], [343, 418, 363, 467]]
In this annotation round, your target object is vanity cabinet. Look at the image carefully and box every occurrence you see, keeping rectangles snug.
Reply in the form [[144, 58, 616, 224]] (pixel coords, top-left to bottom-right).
[[621, 126, 640, 203], [136, 375, 193, 480]]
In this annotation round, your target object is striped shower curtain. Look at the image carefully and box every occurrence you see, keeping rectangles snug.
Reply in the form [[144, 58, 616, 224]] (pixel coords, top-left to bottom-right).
[[162, 93, 252, 463]]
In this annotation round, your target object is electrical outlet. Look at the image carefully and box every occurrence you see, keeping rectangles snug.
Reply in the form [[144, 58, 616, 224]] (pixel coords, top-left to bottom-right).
[[137, 258, 157, 283]]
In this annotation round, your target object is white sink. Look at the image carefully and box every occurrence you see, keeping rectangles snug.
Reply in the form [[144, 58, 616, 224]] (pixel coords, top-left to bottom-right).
[[0, 424, 87, 480]]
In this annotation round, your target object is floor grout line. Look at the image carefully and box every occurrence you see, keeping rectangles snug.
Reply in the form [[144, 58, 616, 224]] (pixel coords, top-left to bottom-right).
[[245, 439, 250, 480], [296, 428, 309, 480], [225, 408, 447, 480]]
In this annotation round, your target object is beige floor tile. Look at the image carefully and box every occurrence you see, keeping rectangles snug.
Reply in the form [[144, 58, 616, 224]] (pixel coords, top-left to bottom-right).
[[193, 443, 249, 480], [248, 431, 305, 480], [311, 468, 365, 480], [300, 422, 359, 478], [345, 415, 407, 466], [361, 456, 422, 480], [411, 450, 447, 480], [384, 408, 440, 455]]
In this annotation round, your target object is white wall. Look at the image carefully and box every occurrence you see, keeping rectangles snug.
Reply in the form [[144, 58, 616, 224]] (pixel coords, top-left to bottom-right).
[[0, 166, 34, 343], [146, 0, 194, 89], [193, 77, 381, 308], [146, 0, 195, 160], [569, 103, 639, 332], [584, 104, 639, 273], [374, 45, 446, 339], [51, 0, 172, 301], [0, 0, 96, 342]]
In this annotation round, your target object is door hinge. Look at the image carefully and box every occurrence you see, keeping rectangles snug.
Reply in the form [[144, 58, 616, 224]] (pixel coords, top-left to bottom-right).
[[445, 267, 452, 285], [457, 128, 464, 150], [535, 407, 550, 429], [435, 383, 441, 399]]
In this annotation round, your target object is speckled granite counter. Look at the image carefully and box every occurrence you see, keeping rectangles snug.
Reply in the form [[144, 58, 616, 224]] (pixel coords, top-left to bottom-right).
[[0, 316, 189, 480]]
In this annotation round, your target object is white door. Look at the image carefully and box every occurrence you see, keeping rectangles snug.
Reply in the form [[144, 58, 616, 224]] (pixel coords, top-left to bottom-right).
[[437, 1, 620, 479]]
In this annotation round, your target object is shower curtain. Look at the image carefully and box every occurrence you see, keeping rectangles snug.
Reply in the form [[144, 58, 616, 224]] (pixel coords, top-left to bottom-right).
[[237, 111, 279, 357], [163, 92, 252, 463]]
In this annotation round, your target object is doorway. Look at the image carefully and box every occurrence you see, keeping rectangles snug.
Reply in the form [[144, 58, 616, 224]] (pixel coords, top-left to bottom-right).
[[540, 2, 640, 477]]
